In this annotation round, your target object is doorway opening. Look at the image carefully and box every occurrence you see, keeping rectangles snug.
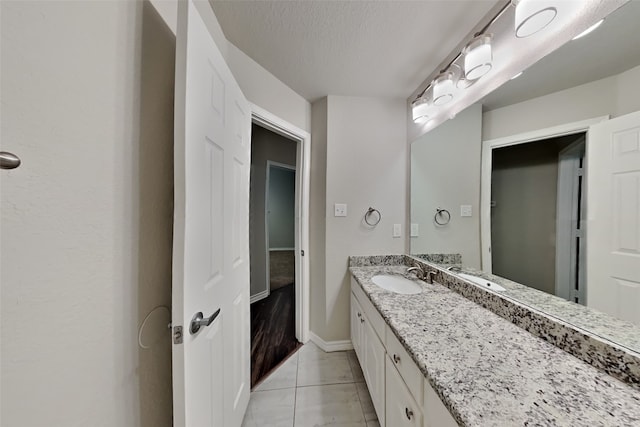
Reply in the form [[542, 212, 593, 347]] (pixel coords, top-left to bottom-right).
[[490, 133, 586, 303], [480, 116, 610, 305], [248, 106, 310, 388]]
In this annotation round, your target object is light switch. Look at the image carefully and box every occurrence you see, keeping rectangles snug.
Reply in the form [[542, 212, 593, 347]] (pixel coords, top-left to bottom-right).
[[410, 223, 419, 237], [460, 205, 472, 217], [393, 224, 402, 238], [334, 203, 347, 217]]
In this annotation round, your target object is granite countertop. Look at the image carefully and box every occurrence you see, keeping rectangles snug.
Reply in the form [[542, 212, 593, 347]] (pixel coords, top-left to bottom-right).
[[349, 264, 640, 427], [434, 263, 640, 353]]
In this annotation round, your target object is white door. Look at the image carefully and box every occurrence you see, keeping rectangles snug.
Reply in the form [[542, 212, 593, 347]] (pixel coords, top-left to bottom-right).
[[172, 1, 251, 426], [587, 111, 640, 324]]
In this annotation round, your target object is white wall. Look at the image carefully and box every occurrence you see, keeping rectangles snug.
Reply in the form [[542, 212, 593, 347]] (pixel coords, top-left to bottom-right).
[[321, 96, 407, 341], [483, 65, 640, 141], [249, 125, 297, 297], [1, 1, 174, 426], [309, 98, 328, 339], [410, 104, 483, 268]]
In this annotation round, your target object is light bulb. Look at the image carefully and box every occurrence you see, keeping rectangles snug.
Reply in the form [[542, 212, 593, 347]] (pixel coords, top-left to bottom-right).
[[514, 0, 557, 38], [432, 72, 454, 106], [464, 34, 493, 81]]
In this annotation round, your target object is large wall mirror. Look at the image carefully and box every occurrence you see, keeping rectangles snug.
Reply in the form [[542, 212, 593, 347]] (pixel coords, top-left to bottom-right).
[[410, 0, 640, 353]]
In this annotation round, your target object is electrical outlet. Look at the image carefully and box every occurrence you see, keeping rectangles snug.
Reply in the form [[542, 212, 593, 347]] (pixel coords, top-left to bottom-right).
[[410, 223, 419, 237], [460, 205, 472, 217], [334, 203, 347, 217], [393, 224, 402, 238]]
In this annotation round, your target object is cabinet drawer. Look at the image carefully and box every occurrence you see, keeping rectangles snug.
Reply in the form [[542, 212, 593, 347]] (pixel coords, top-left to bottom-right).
[[386, 355, 423, 427], [385, 324, 423, 404], [351, 278, 386, 342]]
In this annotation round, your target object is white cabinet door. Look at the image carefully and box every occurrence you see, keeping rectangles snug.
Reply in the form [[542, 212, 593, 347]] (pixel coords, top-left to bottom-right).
[[587, 110, 640, 323], [172, 1, 251, 426], [363, 316, 386, 426], [386, 356, 423, 427], [351, 293, 363, 362]]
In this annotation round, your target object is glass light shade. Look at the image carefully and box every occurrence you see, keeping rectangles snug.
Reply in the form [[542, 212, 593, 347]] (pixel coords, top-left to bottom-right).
[[463, 35, 492, 81], [411, 99, 431, 123], [514, 0, 557, 38], [572, 19, 604, 40], [432, 72, 454, 106]]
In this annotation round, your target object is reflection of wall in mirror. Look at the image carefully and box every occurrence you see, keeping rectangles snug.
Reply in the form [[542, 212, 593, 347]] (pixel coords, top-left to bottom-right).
[[483, 65, 640, 140], [410, 104, 482, 268]]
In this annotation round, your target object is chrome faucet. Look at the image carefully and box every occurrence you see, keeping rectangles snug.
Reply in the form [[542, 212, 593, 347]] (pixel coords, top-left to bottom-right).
[[406, 265, 425, 280], [424, 270, 437, 284]]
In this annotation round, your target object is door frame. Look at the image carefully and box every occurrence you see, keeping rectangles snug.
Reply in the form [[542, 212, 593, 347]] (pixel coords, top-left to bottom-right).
[[555, 138, 586, 302], [264, 160, 297, 302], [480, 116, 609, 273], [250, 103, 311, 344]]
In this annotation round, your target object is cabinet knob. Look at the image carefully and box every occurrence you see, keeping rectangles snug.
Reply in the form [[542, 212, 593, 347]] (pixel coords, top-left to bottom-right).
[[360, 318, 365, 324], [393, 354, 401, 364], [357, 312, 361, 318], [405, 407, 413, 420]]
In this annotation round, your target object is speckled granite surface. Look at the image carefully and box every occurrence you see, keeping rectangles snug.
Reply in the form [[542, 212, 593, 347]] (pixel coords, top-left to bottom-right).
[[403, 256, 640, 390], [411, 253, 462, 264], [433, 262, 640, 353], [349, 264, 640, 426], [349, 254, 405, 267]]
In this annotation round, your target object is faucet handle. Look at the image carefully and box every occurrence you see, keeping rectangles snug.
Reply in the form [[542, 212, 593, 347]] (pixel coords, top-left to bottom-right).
[[425, 270, 437, 284]]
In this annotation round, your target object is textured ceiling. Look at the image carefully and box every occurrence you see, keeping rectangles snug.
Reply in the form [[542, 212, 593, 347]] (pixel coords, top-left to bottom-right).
[[210, 0, 499, 101]]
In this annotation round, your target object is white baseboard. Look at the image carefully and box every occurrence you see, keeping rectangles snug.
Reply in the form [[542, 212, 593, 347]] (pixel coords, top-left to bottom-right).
[[308, 331, 353, 352], [250, 290, 269, 304]]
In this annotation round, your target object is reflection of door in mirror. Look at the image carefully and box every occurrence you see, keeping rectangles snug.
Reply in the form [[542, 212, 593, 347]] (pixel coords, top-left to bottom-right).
[[490, 133, 586, 304], [587, 110, 640, 326]]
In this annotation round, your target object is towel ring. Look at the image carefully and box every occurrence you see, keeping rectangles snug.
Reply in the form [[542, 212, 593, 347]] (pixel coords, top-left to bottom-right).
[[434, 208, 451, 226], [364, 207, 382, 226]]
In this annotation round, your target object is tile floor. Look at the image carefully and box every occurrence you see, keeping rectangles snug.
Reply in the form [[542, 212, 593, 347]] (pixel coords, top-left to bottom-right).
[[242, 342, 380, 427]]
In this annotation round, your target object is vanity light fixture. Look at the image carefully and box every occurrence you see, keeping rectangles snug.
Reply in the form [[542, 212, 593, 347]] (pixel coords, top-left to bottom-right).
[[463, 34, 493, 80], [514, 0, 558, 38], [572, 19, 604, 40], [411, 98, 431, 123], [432, 72, 455, 106]]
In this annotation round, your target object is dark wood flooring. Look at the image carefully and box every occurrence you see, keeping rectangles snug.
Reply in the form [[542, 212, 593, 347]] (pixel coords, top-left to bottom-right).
[[250, 282, 301, 387]]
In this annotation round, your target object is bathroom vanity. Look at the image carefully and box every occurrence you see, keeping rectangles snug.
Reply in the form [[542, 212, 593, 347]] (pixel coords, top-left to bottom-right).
[[348, 255, 640, 426]]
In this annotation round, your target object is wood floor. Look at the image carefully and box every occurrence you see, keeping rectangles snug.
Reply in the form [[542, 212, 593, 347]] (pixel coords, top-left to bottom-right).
[[250, 282, 301, 387]]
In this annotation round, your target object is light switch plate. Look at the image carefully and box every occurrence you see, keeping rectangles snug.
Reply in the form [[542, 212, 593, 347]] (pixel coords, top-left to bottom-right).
[[334, 203, 347, 217], [393, 224, 402, 238], [460, 205, 472, 217], [410, 223, 419, 237]]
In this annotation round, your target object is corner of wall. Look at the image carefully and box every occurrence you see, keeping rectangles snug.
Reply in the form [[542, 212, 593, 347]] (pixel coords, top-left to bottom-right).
[[309, 97, 328, 339]]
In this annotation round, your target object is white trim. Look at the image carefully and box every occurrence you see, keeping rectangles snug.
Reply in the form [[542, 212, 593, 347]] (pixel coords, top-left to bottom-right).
[[250, 290, 269, 305], [309, 332, 354, 352], [555, 138, 585, 302], [251, 103, 311, 344], [480, 116, 609, 272]]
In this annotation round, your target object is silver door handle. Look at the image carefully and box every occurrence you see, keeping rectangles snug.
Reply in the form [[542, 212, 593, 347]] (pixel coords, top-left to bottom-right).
[[0, 152, 21, 170], [190, 309, 220, 334]]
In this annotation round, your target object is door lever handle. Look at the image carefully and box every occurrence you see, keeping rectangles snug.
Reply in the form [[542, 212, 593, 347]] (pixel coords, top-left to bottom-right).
[[190, 309, 221, 335], [0, 152, 21, 170]]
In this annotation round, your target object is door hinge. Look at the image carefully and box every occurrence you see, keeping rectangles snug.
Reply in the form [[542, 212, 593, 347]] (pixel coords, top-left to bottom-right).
[[301, 250, 305, 256], [173, 326, 183, 344]]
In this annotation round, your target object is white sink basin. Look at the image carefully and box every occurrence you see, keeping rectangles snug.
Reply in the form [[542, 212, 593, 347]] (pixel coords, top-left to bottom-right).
[[458, 273, 506, 292], [371, 274, 422, 294]]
